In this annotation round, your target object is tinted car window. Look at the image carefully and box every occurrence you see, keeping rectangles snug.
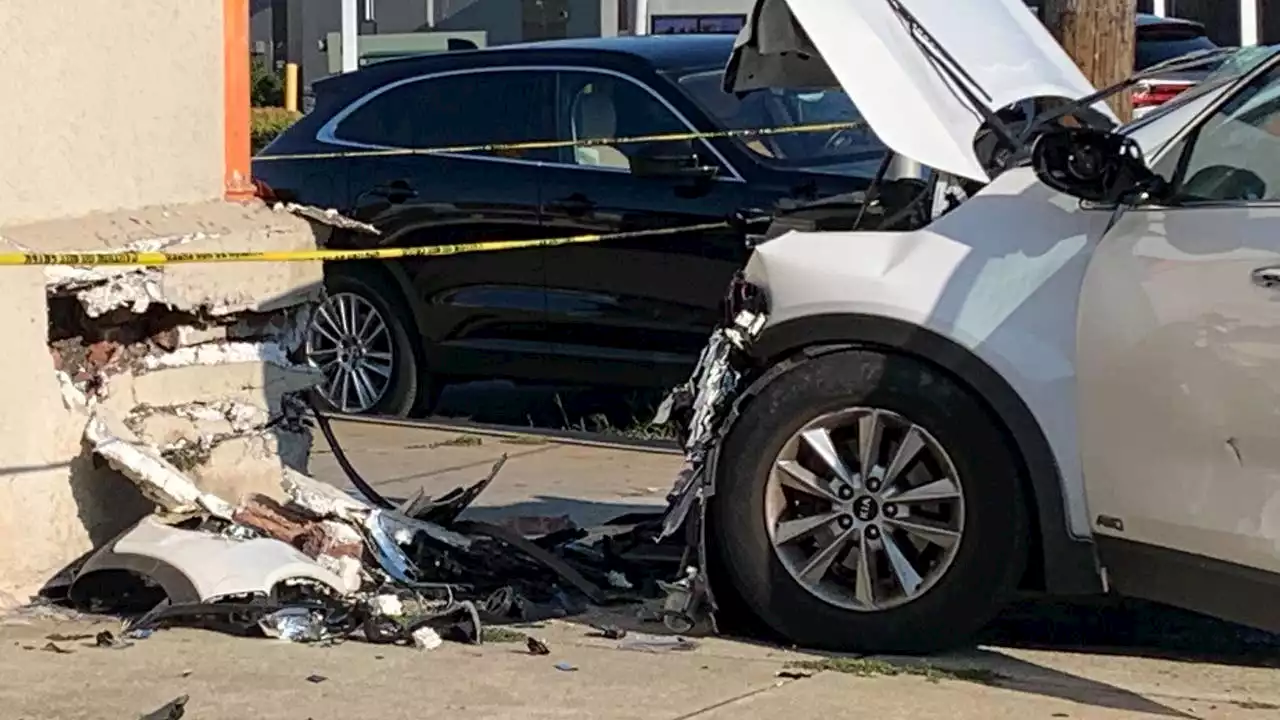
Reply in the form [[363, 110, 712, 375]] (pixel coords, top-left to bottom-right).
[[1136, 29, 1218, 70], [674, 69, 886, 177], [333, 70, 555, 161], [1173, 65, 1280, 202], [554, 70, 726, 171]]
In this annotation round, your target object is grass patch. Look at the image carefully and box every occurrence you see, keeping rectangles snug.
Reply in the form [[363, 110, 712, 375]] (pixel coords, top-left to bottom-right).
[[481, 627, 528, 643], [499, 435, 550, 446], [429, 434, 483, 448], [551, 392, 678, 441], [784, 657, 1007, 685], [1235, 700, 1280, 711]]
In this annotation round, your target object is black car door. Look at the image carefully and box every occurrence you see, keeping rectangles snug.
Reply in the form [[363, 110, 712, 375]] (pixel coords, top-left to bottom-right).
[[538, 67, 755, 391], [335, 68, 557, 383]]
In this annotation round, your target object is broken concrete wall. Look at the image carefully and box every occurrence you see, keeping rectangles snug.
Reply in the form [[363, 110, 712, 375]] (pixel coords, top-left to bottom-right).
[[0, 1, 341, 610], [0, 203, 327, 608]]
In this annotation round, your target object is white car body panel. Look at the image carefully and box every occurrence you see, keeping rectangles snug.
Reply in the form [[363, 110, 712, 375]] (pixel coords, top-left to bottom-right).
[[1076, 62, 1280, 576], [1077, 203, 1280, 573], [728, 0, 1113, 180], [101, 516, 349, 601], [746, 167, 1116, 536], [716, 0, 1280, 637]]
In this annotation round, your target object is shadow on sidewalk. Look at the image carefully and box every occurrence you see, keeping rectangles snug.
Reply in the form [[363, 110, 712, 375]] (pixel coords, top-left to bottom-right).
[[461, 493, 1280, 719]]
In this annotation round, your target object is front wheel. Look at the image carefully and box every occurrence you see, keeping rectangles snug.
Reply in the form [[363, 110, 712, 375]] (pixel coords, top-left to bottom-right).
[[710, 348, 1029, 654]]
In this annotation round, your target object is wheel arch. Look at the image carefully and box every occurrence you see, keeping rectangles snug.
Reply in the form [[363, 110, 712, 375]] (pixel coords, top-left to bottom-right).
[[748, 312, 1103, 595]]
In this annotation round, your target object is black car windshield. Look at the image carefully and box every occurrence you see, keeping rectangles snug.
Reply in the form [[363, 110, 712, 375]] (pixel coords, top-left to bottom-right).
[[672, 68, 887, 177], [1136, 33, 1219, 70]]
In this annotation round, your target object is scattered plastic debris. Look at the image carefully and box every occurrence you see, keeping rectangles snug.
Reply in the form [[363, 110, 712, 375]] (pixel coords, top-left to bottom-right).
[[260, 607, 330, 643], [776, 668, 814, 679], [49, 398, 688, 663], [606, 571, 634, 590], [589, 623, 628, 640], [411, 626, 443, 651], [554, 661, 579, 672], [306, 674, 328, 684], [372, 594, 405, 618], [41, 641, 72, 654], [94, 630, 132, 649], [618, 635, 699, 653], [138, 694, 188, 720]]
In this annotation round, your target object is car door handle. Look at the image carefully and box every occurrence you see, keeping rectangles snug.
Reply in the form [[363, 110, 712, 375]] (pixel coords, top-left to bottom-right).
[[545, 194, 595, 216], [369, 181, 417, 203], [1252, 266, 1280, 289]]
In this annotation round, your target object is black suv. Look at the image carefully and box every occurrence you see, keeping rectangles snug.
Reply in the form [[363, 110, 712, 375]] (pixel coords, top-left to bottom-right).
[[253, 34, 881, 416]]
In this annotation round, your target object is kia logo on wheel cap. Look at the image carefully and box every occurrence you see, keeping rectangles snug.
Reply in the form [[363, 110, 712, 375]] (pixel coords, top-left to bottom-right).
[[852, 495, 879, 522]]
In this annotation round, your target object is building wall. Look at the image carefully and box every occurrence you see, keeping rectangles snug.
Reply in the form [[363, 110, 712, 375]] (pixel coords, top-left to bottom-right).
[[0, 1, 325, 607], [261, 0, 614, 94], [644, 0, 748, 16], [0, 1, 226, 227]]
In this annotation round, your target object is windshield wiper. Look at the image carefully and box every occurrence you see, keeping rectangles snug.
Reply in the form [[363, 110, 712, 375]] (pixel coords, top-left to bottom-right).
[[883, 0, 1023, 158]]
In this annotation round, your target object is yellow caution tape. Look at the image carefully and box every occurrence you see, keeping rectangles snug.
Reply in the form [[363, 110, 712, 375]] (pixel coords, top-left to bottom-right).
[[5, 121, 869, 266], [253, 121, 867, 162], [0, 222, 732, 267]]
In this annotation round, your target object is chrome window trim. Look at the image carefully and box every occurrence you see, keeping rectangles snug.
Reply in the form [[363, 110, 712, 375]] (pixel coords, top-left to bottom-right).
[[314, 64, 745, 183]]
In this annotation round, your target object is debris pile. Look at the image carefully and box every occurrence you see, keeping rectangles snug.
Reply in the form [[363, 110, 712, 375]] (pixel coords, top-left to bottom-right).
[[44, 394, 681, 651]]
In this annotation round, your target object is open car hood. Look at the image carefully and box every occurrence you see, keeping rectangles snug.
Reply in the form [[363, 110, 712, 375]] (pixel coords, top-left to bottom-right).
[[725, 0, 1113, 181]]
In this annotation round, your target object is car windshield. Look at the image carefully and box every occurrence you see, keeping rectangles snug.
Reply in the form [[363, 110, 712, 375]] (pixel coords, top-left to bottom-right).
[[1136, 33, 1218, 70], [671, 68, 887, 177]]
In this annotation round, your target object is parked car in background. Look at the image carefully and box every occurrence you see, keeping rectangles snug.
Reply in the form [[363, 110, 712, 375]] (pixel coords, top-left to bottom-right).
[[1132, 13, 1223, 116], [252, 35, 884, 416]]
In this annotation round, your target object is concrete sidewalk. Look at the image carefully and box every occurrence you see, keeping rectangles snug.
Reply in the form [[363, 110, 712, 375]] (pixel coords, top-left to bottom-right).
[[2, 611, 1277, 720], [2, 419, 1277, 719], [309, 419, 679, 527]]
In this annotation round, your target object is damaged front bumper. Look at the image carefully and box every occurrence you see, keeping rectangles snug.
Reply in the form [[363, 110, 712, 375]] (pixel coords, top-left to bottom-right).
[[651, 274, 769, 631], [69, 515, 350, 607]]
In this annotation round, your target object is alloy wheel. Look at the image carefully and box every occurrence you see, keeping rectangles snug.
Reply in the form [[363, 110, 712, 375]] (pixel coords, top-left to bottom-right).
[[764, 407, 966, 612], [306, 292, 396, 414]]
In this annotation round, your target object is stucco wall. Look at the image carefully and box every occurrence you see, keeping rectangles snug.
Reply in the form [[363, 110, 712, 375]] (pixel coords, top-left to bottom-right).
[[0, 1, 225, 226], [0, 2, 326, 608]]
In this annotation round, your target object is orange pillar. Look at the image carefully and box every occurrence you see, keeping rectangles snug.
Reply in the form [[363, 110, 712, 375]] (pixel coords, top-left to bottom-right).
[[224, 0, 255, 201]]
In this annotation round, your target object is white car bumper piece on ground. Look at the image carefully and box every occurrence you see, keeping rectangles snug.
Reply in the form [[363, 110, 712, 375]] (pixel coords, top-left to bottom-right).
[[660, 0, 1280, 654]]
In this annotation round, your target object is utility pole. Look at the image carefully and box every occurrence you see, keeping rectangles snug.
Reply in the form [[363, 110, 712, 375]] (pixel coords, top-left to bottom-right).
[[1041, 0, 1136, 122]]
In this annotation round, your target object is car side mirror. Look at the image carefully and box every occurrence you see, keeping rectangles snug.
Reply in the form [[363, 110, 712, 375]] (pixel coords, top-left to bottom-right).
[[630, 140, 719, 182], [1031, 127, 1166, 204]]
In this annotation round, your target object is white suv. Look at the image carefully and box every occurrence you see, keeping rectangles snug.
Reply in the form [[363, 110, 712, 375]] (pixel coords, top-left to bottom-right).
[[657, 0, 1280, 654]]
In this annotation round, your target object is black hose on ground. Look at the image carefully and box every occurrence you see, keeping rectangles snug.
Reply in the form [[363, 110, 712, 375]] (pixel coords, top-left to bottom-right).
[[304, 391, 396, 510]]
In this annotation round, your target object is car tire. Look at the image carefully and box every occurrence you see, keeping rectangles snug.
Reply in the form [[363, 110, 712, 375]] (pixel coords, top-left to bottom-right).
[[306, 266, 432, 418], [709, 348, 1029, 654]]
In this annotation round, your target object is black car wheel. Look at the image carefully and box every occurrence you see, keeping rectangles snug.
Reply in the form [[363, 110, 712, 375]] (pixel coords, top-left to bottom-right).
[[305, 267, 430, 417], [710, 348, 1029, 654]]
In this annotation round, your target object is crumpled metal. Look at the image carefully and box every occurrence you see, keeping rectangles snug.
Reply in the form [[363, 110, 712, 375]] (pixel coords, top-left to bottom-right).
[[259, 606, 331, 643]]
